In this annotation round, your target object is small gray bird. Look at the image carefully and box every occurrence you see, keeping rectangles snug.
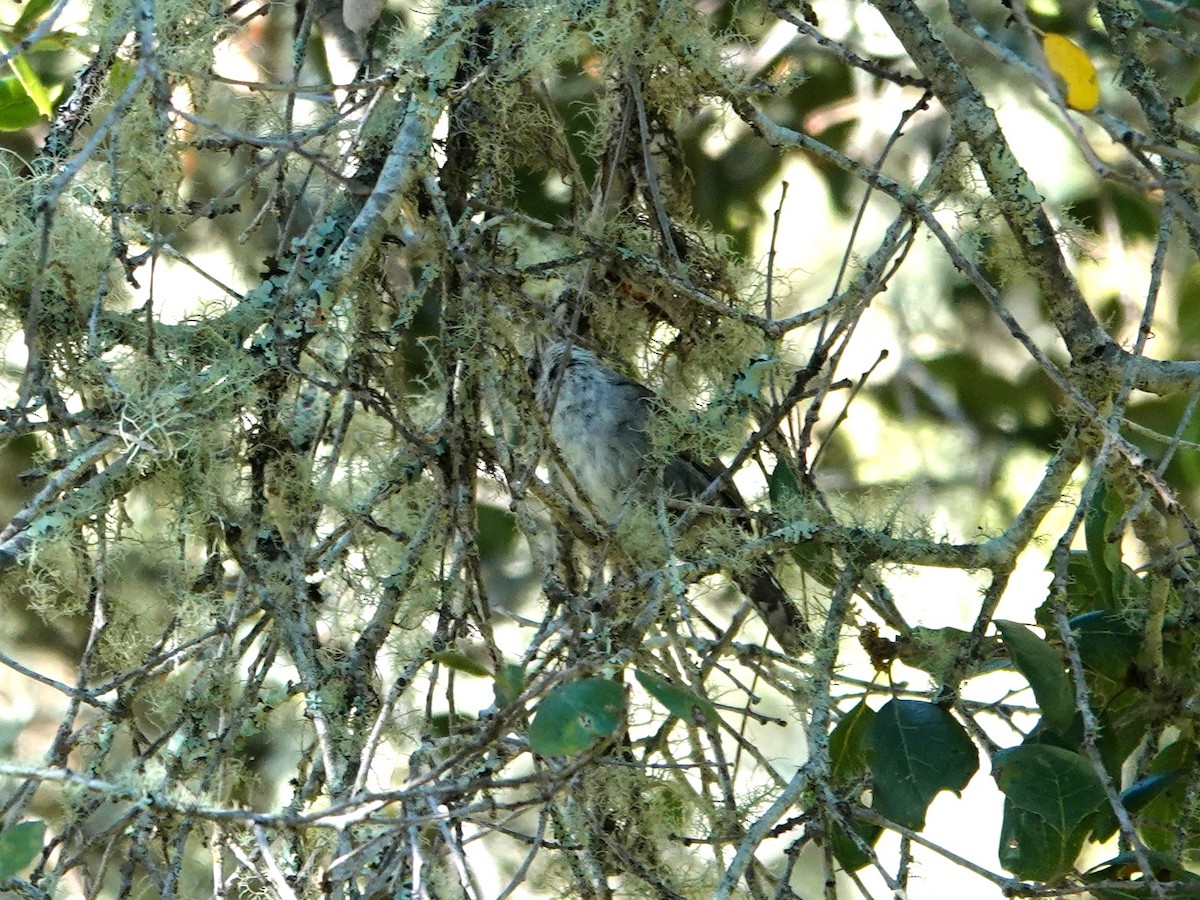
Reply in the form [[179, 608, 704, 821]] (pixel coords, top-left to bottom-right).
[[534, 340, 808, 653]]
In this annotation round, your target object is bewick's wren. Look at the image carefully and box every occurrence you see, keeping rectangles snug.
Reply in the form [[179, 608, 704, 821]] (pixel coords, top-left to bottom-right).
[[534, 341, 808, 653]]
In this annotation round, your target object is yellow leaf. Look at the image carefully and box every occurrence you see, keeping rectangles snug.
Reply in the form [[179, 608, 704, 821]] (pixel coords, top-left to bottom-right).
[[1042, 33, 1100, 112]]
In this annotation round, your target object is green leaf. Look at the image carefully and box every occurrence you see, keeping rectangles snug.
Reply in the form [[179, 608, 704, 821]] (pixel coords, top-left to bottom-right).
[[0, 74, 41, 130], [826, 703, 882, 872], [768, 460, 800, 509], [768, 461, 845, 581], [1187, 72, 1200, 108], [1137, 740, 1196, 852], [1023, 713, 1083, 754], [999, 798, 1088, 881], [1133, 0, 1184, 27], [993, 744, 1106, 835], [830, 701, 874, 782], [476, 503, 518, 561], [1094, 693, 1151, 780], [829, 816, 881, 873], [12, 0, 57, 36], [0, 821, 44, 879], [0, 35, 51, 118], [1085, 483, 1124, 610], [527, 679, 624, 756], [432, 649, 491, 678], [863, 700, 978, 830], [493, 663, 524, 708], [1089, 769, 1184, 845], [1046, 550, 1104, 624], [634, 670, 716, 724], [996, 620, 1076, 735], [995, 744, 1108, 880], [428, 712, 475, 737], [1070, 611, 1140, 682]]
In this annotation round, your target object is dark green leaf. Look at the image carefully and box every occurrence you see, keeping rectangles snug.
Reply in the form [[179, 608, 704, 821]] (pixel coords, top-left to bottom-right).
[[493, 663, 524, 708], [1085, 483, 1123, 609], [1121, 566, 1148, 605], [829, 816, 881, 873], [830, 701, 874, 782], [993, 744, 1106, 834], [433, 649, 491, 678], [1023, 711, 1083, 752], [1163, 621, 1199, 677], [996, 620, 1076, 735], [476, 504, 518, 561], [1044, 550, 1104, 625], [1133, 0, 1185, 27], [863, 700, 978, 830], [768, 460, 800, 508], [826, 703, 881, 871], [1071, 611, 1140, 682], [0, 75, 42, 130], [634, 670, 716, 723], [1138, 740, 1197, 852], [1089, 769, 1184, 845], [0, 821, 44, 879], [1095, 692, 1150, 780], [999, 799, 1088, 881], [527, 679, 624, 756], [429, 712, 475, 737], [996, 742, 1113, 880], [768, 461, 843, 580]]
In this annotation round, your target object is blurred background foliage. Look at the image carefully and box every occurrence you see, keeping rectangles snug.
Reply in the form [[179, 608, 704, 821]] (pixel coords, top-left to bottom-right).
[[0, 0, 1197, 895]]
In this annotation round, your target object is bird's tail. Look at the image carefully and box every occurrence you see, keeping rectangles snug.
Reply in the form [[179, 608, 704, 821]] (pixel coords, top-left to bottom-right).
[[740, 565, 809, 654]]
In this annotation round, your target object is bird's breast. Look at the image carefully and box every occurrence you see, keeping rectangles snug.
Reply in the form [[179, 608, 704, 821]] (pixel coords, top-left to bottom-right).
[[549, 368, 651, 519]]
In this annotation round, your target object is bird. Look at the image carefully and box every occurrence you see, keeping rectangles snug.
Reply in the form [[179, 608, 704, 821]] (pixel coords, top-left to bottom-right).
[[532, 339, 809, 653]]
